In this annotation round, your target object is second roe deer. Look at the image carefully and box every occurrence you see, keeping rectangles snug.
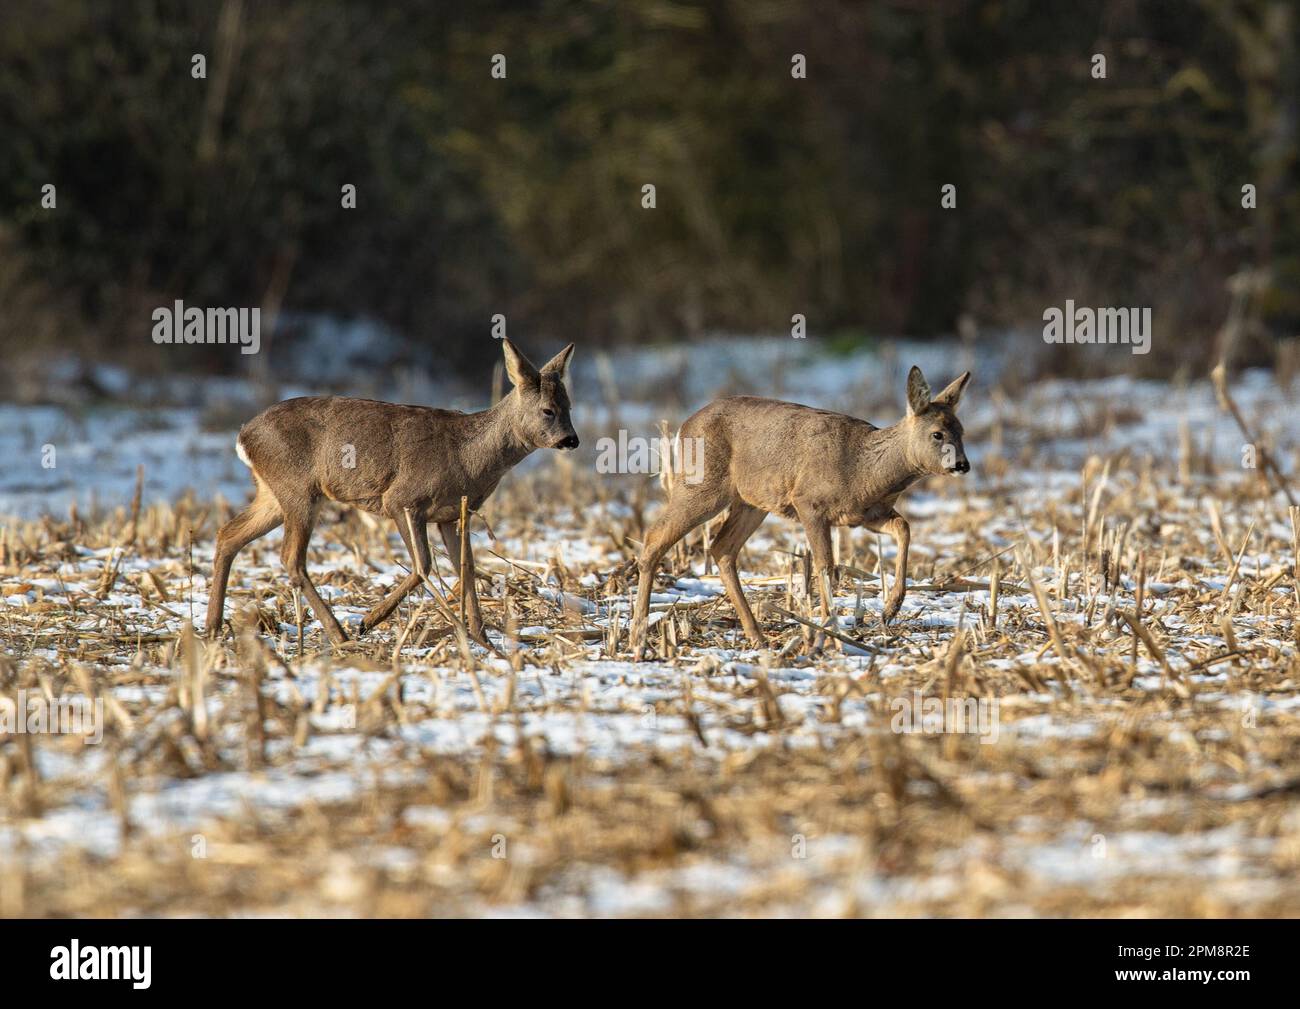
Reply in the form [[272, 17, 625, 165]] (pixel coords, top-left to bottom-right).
[[203, 340, 578, 645], [631, 365, 971, 654]]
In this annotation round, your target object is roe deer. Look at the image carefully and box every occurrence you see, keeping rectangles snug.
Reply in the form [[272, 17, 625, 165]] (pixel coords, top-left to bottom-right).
[[631, 365, 970, 654], [203, 340, 578, 645]]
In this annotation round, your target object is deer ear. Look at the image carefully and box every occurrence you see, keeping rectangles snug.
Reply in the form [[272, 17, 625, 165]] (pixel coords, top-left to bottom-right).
[[540, 343, 575, 384], [905, 366, 931, 416], [502, 339, 540, 388], [931, 371, 971, 409]]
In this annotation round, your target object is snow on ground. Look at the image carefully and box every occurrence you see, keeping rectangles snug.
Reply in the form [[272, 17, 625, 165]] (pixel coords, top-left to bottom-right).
[[2, 334, 1299, 916]]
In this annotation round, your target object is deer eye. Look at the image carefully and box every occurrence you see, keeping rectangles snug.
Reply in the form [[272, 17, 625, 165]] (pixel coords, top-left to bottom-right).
[[931, 431, 944, 441], [542, 407, 556, 419]]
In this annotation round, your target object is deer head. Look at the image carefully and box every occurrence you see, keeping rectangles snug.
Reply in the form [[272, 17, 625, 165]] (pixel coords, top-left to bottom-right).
[[903, 365, 971, 476], [502, 340, 579, 450]]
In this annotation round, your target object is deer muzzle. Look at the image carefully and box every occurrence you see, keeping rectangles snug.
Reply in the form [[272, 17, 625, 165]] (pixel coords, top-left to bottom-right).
[[555, 434, 580, 450]]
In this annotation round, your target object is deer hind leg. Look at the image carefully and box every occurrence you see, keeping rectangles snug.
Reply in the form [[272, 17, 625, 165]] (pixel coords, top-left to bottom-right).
[[204, 478, 283, 639], [631, 487, 729, 656], [438, 520, 483, 639], [279, 499, 348, 646], [866, 510, 910, 624], [359, 514, 430, 634], [709, 501, 768, 647]]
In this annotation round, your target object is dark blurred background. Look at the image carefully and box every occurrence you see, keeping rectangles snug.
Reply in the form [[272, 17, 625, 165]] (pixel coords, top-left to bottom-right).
[[0, 0, 1296, 393]]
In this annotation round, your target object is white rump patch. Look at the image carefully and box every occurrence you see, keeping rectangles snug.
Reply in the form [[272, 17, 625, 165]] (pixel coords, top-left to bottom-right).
[[235, 435, 252, 468]]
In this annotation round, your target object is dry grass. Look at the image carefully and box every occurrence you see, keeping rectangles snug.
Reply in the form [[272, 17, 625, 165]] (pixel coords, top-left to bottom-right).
[[3, 380, 1300, 918]]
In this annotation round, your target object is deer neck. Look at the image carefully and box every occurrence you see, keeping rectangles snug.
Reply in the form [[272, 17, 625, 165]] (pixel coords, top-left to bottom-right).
[[860, 423, 926, 500], [460, 392, 535, 482]]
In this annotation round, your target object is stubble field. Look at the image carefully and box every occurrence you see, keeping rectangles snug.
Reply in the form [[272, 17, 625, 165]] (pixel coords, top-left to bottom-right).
[[2, 342, 1298, 917]]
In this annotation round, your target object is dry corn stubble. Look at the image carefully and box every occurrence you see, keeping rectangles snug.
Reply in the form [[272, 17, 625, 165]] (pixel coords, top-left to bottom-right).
[[1, 372, 1299, 917]]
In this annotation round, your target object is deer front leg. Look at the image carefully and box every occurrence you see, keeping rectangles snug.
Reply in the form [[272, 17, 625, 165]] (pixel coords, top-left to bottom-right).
[[359, 515, 429, 634], [795, 510, 836, 633], [438, 521, 483, 639], [867, 510, 910, 625]]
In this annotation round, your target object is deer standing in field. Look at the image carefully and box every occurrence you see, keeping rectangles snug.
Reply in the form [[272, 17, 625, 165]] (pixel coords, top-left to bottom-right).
[[203, 340, 578, 645], [630, 366, 971, 654]]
